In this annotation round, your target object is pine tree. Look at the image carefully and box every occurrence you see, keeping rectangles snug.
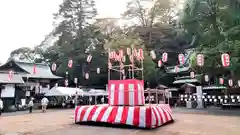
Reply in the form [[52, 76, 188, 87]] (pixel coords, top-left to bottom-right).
[[53, 0, 97, 38]]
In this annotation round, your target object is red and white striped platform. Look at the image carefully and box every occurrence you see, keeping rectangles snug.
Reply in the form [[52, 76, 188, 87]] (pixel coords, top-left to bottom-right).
[[74, 104, 173, 129]]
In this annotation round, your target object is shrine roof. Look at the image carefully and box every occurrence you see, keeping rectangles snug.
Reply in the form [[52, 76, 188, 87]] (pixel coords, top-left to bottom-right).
[[0, 59, 62, 79], [0, 72, 24, 84]]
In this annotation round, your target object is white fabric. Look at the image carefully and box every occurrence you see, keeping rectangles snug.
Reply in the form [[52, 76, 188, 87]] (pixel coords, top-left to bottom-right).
[[29, 100, 34, 106], [0, 100, 3, 109], [41, 97, 49, 106], [45, 87, 83, 96]]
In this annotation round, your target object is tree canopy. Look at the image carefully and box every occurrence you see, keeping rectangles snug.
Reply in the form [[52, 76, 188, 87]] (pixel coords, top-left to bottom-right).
[[9, 0, 219, 87]]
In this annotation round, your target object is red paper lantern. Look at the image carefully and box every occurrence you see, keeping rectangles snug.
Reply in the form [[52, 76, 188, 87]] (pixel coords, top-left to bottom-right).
[[138, 48, 144, 60], [68, 59, 73, 68], [8, 70, 14, 81], [86, 55, 92, 63], [51, 63, 57, 71], [120, 62, 124, 69], [162, 52, 168, 62], [150, 50, 156, 59], [197, 54, 204, 66], [133, 49, 138, 57], [121, 69, 125, 75], [228, 79, 233, 87], [158, 60, 162, 67], [129, 55, 134, 63], [108, 62, 112, 69], [118, 49, 124, 58], [33, 64, 37, 74], [219, 78, 224, 85], [178, 53, 185, 65], [221, 53, 230, 67], [190, 71, 195, 78], [65, 79, 68, 87], [174, 66, 179, 73], [109, 51, 116, 59], [122, 55, 126, 62]]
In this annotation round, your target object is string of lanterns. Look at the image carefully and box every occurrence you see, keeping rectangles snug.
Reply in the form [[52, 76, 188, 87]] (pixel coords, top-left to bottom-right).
[[108, 48, 144, 79], [6, 48, 235, 88], [150, 50, 240, 87], [150, 51, 230, 68]]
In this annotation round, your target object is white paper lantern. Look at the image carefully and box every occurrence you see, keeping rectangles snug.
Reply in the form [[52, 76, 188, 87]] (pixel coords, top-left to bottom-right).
[[51, 63, 57, 71], [97, 68, 100, 74], [225, 95, 228, 98], [220, 99, 223, 102], [74, 78, 78, 84], [85, 73, 89, 79], [224, 100, 227, 103], [150, 50, 156, 59], [190, 71, 195, 78], [204, 75, 209, 82], [214, 99, 217, 102], [209, 99, 212, 102], [231, 95, 234, 99], [238, 80, 240, 87], [181, 98, 183, 101], [237, 96, 240, 99], [228, 79, 233, 87], [232, 99, 236, 102], [204, 99, 207, 102]]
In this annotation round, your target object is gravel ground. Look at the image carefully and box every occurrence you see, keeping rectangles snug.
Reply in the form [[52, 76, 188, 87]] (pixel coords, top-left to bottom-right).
[[1, 108, 240, 135]]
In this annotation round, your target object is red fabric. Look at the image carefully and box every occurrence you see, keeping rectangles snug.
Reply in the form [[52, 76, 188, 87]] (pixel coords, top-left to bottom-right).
[[33, 64, 36, 74], [108, 79, 145, 106], [75, 104, 173, 129], [120, 106, 129, 124], [107, 106, 119, 123], [87, 105, 98, 120]]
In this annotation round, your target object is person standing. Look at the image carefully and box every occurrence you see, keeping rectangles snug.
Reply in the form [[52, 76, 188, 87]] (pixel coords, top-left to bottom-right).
[[41, 97, 49, 113], [101, 97, 104, 104], [0, 98, 3, 116], [28, 98, 34, 113]]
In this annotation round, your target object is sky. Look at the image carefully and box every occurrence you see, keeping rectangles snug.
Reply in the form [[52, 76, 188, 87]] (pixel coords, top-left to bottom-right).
[[0, 0, 129, 63]]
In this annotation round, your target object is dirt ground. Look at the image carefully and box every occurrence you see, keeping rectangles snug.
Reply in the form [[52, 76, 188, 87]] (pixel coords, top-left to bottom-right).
[[0, 109, 240, 135]]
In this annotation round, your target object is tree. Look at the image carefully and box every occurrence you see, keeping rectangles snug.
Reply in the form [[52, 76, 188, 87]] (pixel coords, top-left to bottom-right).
[[181, 0, 240, 78], [122, 0, 171, 26], [9, 47, 36, 62], [104, 28, 159, 85]]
